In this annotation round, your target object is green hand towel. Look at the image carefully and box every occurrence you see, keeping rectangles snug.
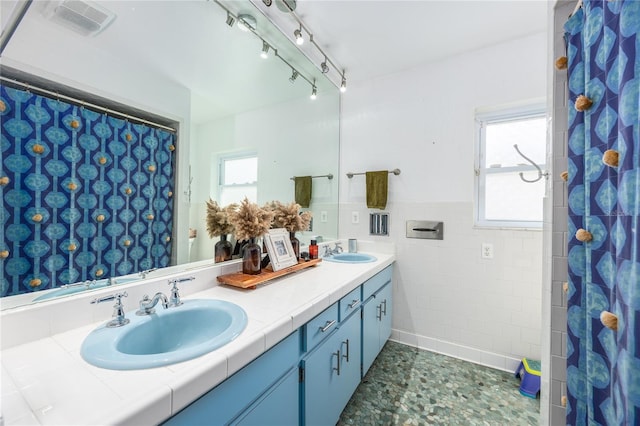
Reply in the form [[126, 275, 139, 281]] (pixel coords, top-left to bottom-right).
[[366, 171, 388, 210], [294, 176, 312, 208]]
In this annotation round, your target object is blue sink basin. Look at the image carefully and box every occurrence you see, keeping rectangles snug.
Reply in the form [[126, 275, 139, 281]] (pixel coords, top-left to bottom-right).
[[323, 253, 377, 263], [81, 299, 247, 370], [32, 277, 139, 302]]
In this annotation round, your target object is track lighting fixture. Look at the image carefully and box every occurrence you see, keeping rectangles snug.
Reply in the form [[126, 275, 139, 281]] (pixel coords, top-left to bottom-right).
[[340, 74, 347, 93], [289, 69, 299, 83], [226, 12, 235, 27], [238, 14, 256, 32], [214, 1, 346, 99], [294, 25, 304, 45], [321, 59, 329, 74], [310, 81, 317, 100], [260, 41, 270, 59]]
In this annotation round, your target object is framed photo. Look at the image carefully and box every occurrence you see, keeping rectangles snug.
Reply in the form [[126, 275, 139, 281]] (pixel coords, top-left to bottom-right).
[[264, 228, 298, 271]]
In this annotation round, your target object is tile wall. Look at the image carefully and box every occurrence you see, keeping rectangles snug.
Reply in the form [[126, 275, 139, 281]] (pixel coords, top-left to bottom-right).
[[548, 1, 576, 424]]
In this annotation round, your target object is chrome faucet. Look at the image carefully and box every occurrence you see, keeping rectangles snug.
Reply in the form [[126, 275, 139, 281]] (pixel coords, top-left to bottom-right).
[[136, 292, 169, 315], [323, 242, 344, 257], [168, 276, 195, 307], [91, 292, 129, 328], [139, 268, 157, 279], [62, 279, 95, 289]]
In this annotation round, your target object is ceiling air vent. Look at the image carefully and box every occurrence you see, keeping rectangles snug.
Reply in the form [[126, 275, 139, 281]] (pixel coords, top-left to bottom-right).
[[45, 0, 115, 37]]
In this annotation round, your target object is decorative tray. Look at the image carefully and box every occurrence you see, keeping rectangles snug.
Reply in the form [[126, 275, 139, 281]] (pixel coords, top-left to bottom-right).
[[217, 258, 322, 289]]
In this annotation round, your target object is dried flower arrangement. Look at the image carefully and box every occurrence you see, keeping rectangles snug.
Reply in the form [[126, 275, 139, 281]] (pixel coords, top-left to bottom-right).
[[227, 197, 275, 241], [205, 199, 237, 237], [269, 201, 312, 233]]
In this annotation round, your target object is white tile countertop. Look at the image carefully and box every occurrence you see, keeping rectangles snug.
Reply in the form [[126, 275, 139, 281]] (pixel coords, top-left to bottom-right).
[[1, 241, 395, 425]]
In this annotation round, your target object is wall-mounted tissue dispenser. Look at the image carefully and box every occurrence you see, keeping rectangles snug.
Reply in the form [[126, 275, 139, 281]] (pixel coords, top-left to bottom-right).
[[406, 220, 444, 240]]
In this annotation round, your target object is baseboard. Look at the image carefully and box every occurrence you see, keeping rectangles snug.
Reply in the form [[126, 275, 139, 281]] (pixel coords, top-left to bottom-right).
[[390, 329, 522, 374]]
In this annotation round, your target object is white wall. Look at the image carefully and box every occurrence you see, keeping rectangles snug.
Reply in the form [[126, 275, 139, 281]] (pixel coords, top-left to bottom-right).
[[339, 32, 547, 371]]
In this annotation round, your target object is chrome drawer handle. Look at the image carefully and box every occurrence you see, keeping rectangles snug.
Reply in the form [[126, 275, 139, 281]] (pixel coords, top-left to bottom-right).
[[319, 319, 336, 333], [381, 299, 387, 316], [348, 299, 360, 309], [342, 339, 350, 362], [333, 350, 341, 375]]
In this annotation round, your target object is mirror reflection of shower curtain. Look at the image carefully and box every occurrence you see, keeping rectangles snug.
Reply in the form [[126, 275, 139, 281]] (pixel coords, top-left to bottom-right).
[[565, 1, 639, 424]]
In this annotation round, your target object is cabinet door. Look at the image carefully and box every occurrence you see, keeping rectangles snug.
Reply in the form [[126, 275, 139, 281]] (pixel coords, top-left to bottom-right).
[[378, 282, 392, 345], [362, 295, 381, 376], [303, 312, 362, 426], [334, 312, 362, 415], [232, 367, 299, 426], [302, 328, 342, 426]]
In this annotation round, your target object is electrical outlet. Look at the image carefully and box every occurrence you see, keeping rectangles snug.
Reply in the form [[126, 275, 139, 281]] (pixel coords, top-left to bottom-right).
[[320, 211, 328, 223], [481, 243, 494, 259], [351, 211, 359, 224]]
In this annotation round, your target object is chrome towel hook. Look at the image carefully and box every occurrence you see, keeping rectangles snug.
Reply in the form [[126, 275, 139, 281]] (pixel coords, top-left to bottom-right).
[[513, 144, 548, 183]]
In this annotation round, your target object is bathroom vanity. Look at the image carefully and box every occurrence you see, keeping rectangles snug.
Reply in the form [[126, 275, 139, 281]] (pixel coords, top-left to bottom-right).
[[0, 243, 394, 425]]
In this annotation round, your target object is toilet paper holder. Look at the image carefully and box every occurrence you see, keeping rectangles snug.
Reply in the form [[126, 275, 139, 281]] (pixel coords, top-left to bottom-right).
[[405, 220, 443, 240]]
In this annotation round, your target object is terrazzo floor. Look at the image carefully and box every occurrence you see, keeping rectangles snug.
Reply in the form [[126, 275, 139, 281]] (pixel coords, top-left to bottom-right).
[[338, 341, 540, 425]]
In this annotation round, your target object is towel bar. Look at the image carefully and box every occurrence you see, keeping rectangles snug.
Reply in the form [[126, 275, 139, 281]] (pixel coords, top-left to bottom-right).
[[346, 169, 401, 179], [290, 174, 333, 180]]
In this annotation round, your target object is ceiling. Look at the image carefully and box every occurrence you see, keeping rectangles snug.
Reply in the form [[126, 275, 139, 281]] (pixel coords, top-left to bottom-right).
[[1, 0, 549, 122], [262, 0, 550, 84]]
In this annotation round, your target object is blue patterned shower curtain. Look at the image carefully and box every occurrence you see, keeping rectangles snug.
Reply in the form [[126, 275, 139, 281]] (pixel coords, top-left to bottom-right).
[[0, 85, 176, 297], [565, 1, 639, 424]]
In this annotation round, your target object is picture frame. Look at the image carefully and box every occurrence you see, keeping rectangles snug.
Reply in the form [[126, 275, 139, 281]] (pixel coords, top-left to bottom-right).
[[263, 228, 299, 271]]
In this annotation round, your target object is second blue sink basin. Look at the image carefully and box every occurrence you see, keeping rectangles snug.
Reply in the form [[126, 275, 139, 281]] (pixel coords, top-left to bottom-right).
[[81, 299, 247, 370], [324, 253, 377, 263]]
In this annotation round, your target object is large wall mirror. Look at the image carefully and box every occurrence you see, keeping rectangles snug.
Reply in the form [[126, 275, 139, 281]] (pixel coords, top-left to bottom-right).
[[0, 0, 340, 309]]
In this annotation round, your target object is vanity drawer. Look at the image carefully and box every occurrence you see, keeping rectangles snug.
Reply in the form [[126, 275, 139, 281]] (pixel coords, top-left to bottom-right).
[[339, 286, 362, 322], [362, 265, 393, 301], [303, 303, 339, 352]]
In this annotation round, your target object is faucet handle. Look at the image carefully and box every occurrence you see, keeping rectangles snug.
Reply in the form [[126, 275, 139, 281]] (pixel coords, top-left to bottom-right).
[[91, 292, 129, 328], [167, 276, 195, 307]]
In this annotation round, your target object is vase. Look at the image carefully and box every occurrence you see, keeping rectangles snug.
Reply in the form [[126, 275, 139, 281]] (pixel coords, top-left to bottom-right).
[[214, 234, 232, 263], [289, 232, 300, 261], [242, 237, 262, 275]]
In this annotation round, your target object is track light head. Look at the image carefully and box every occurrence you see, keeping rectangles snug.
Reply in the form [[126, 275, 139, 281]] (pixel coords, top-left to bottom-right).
[[260, 41, 270, 59], [294, 26, 304, 45], [238, 14, 256, 32], [289, 69, 299, 83], [340, 75, 347, 93], [226, 12, 235, 27], [310, 80, 317, 100], [321, 60, 329, 74]]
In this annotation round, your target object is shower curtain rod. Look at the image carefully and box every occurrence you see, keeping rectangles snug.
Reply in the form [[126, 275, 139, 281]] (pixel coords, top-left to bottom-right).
[[0, 76, 177, 133]]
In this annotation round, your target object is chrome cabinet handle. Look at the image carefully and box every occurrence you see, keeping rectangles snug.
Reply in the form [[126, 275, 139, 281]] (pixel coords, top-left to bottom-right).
[[348, 299, 360, 309], [376, 304, 382, 321], [333, 350, 341, 375], [381, 299, 387, 316], [320, 319, 336, 333], [342, 339, 350, 362]]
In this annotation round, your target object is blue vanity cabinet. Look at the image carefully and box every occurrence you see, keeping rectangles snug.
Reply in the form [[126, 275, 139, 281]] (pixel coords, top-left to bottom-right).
[[163, 330, 300, 426], [301, 308, 362, 426], [362, 266, 393, 376]]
